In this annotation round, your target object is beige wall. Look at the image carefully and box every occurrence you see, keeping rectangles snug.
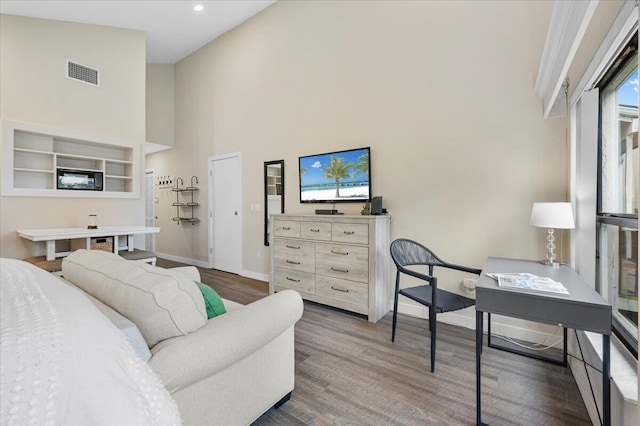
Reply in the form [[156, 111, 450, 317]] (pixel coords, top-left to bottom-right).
[[0, 15, 146, 259], [146, 64, 175, 147], [147, 0, 568, 283]]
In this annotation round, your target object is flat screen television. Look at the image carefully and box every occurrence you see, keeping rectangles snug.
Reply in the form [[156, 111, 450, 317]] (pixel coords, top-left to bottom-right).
[[56, 169, 103, 191], [299, 147, 371, 203]]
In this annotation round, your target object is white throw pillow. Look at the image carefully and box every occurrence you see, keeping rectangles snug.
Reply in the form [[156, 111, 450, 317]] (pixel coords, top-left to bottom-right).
[[62, 250, 207, 347]]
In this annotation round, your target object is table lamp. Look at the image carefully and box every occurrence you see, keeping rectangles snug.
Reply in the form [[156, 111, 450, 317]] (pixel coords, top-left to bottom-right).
[[530, 202, 575, 267], [87, 214, 98, 230]]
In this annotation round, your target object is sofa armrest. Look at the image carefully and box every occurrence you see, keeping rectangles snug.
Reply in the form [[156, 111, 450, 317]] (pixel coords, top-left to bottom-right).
[[148, 289, 303, 392], [167, 266, 201, 282]]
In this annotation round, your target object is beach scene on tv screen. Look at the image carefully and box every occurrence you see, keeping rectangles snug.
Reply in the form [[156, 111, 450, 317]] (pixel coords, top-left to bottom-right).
[[300, 148, 369, 202]]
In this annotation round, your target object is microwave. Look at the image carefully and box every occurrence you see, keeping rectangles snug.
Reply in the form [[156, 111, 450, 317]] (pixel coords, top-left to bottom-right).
[[56, 169, 104, 191]]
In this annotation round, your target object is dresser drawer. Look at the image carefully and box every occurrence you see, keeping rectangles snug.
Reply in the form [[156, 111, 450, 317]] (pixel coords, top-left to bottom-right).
[[274, 268, 315, 295], [332, 223, 368, 244], [274, 220, 300, 238], [300, 221, 331, 240], [316, 275, 368, 307], [273, 239, 315, 273], [316, 242, 368, 264], [316, 257, 369, 283]]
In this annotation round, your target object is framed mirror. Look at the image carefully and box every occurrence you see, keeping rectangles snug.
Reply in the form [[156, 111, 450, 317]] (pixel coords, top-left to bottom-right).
[[264, 160, 284, 246]]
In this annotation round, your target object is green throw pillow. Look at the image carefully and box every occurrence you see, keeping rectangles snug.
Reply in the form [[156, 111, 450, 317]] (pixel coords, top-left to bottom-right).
[[195, 282, 227, 319]]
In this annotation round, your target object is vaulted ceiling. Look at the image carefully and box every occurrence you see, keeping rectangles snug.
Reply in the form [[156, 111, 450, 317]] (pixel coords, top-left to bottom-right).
[[0, 0, 276, 63]]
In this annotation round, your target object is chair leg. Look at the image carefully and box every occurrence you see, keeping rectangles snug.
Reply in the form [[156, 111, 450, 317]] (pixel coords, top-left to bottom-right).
[[392, 294, 399, 342], [428, 307, 432, 332], [430, 311, 437, 373]]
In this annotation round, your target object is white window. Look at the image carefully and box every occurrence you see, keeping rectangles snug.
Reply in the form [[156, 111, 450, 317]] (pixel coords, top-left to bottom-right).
[[596, 35, 638, 356]]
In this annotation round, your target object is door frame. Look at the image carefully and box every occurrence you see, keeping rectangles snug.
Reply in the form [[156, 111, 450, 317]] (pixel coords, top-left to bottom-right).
[[144, 168, 156, 253], [207, 152, 243, 271]]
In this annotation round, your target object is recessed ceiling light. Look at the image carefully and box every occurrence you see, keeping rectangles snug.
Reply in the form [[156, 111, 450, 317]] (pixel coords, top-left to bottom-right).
[[194, 5, 204, 12]]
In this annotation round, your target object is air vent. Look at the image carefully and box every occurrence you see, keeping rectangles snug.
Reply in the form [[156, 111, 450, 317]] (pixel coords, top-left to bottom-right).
[[66, 60, 100, 87]]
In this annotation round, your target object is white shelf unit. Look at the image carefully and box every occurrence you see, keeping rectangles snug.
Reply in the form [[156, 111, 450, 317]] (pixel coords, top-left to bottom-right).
[[266, 165, 282, 196], [2, 119, 140, 198]]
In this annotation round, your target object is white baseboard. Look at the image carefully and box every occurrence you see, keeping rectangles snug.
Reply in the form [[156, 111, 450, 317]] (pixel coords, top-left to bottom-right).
[[396, 301, 564, 349], [156, 252, 209, 268], [241, 269, 269, 282]]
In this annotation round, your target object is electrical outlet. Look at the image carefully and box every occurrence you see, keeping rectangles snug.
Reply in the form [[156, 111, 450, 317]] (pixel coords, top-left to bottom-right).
[[461, 278, 477, 297], [256, 250, 262, 260], [462, 278, 477, 289]]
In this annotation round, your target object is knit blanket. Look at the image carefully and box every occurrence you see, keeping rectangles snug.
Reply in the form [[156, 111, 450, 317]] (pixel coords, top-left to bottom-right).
[[0, 258, 182, 426]]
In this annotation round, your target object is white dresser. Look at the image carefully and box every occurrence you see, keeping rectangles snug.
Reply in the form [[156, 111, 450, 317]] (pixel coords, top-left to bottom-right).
[[269, 214, 391, 322]]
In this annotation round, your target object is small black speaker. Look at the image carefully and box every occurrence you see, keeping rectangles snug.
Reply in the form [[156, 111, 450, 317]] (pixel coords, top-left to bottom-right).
[[371, 196, 383, 215]]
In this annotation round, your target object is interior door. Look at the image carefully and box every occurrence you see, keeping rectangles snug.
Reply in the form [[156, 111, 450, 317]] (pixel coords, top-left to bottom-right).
[[208, 153, 242, 274], [144, 170, 155, 252]]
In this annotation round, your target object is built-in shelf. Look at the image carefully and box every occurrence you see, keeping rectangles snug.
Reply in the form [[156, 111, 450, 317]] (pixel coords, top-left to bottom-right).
[[1, 119, 140, 198]]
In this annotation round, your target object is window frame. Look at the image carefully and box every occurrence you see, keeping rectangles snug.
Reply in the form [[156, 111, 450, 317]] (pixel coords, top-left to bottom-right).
[[595, 37, 638, 358]]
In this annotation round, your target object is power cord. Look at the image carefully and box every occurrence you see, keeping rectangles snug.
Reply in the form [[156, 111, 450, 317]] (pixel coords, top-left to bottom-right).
[[490, 326, 564, 351]]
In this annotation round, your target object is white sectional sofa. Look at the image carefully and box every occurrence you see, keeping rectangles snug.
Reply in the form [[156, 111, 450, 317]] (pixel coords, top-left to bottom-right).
[[1, 250, 304, 426]]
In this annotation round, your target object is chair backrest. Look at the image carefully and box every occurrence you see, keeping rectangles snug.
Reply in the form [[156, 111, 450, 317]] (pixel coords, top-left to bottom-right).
[[390, 238, 444, 268]]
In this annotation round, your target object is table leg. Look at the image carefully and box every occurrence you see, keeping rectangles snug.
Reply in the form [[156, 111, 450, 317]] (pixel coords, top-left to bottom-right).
[[562, 327, 568, 367], [476, 310, 483, 426], [128, 234, 134, 251], [46, 241, 56, 261], [603, 334, 610, 426], [113, 236, 119, 254]]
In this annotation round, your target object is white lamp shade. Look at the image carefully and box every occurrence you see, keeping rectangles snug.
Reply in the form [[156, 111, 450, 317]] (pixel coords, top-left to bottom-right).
[[530, 202, 575, 229]]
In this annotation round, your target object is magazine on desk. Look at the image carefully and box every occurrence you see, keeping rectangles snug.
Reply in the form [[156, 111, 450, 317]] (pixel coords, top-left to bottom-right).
[[486, 273, 570, 295]]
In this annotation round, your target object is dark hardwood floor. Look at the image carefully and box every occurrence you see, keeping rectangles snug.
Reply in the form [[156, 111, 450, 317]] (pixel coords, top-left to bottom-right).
[[157, 258, 591, 425]]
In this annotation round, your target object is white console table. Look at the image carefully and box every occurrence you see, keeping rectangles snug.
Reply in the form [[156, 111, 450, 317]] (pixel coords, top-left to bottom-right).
[[17, 226, 160, 260]]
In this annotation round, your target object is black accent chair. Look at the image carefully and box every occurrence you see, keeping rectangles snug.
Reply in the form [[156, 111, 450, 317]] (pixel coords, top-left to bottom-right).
[[390, 238, 481, 373]]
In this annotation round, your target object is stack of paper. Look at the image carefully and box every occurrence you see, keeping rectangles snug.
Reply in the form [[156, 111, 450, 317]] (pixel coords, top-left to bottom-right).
[[486, 273, 569, 295]]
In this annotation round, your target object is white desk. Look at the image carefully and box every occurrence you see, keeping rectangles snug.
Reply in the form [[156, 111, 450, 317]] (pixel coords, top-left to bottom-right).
[[17, 226, 160, 260]]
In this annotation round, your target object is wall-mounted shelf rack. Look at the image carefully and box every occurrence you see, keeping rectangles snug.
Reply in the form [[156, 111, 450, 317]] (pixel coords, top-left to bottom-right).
[[171, 176, 200, 225]]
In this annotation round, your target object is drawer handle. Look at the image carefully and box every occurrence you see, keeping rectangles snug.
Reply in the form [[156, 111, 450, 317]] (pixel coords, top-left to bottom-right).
[[331, 267, 349, 273], [330, 250, 349, 256], [343, 231, 355, 235], [286, 245, 301, 249], [331, 286, 349, 293], [286, 277, 301, 283], [282, 226, 291, 230], [286, 260, 301, 265], [310, 228, 320, 232]]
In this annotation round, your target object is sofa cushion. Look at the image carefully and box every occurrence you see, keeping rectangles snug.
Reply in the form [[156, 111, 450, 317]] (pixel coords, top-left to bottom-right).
[[62, 249, 207, 347]]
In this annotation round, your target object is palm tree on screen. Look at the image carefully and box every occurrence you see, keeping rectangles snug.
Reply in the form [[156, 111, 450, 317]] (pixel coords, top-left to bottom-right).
[[352, 153, 369, 177], [323, 156, 352, 198]]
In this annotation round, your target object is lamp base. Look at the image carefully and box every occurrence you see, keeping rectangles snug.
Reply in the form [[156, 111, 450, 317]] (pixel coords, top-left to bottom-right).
[[539, 260, 562, 268]]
